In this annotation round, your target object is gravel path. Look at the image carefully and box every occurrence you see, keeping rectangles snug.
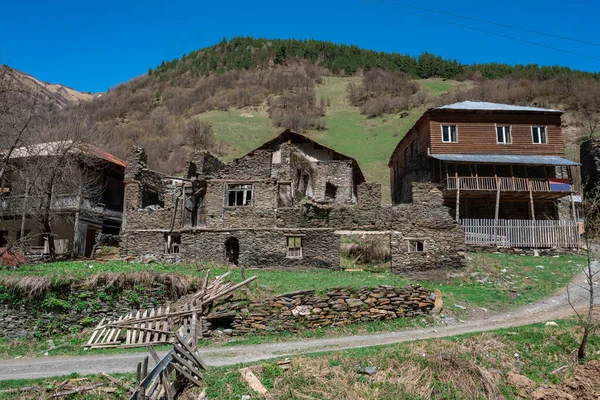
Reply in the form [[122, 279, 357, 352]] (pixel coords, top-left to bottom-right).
[[1, 260, 597, 381]]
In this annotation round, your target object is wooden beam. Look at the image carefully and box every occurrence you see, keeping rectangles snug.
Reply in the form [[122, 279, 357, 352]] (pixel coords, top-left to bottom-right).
[[528, 182, 536, 221], [455, 170, 460, 222]]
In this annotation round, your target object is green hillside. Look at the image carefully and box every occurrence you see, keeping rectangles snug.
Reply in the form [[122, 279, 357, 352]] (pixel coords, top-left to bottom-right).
[[186, 77, 460, 199]]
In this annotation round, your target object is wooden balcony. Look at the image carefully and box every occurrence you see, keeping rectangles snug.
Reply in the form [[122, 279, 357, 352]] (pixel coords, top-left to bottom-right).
[[445, 176, 570, 192], [461, 218, 579, 248]]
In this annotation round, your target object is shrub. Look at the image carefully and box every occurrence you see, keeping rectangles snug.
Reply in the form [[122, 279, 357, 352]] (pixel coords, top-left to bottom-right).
[[0, 249, 26, 268]]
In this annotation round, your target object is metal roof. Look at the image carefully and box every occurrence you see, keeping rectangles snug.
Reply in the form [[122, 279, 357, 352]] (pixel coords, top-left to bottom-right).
[[435, 101, 562, 113], [430, 154, 579, 166]]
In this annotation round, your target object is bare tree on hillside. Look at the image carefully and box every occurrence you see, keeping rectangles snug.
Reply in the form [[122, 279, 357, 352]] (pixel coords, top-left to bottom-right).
[[0, 65, 37, 184], [568, 183, 600, 360], [13, 112, 105, 260], [182, 119, 215, 150]]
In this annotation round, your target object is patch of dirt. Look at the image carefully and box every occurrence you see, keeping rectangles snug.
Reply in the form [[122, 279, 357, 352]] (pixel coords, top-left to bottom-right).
[[510, 360, 600, 400]]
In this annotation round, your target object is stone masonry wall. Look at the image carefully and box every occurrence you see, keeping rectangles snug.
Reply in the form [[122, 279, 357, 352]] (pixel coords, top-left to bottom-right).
[[207, 285, 436, 335], [0, 283, 197, 338], [123, 229, 340, 268]]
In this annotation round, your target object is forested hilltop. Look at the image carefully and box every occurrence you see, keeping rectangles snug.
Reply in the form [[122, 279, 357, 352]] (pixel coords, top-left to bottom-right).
[[149, 37, 597, 80], [51, 37, 598, 191]]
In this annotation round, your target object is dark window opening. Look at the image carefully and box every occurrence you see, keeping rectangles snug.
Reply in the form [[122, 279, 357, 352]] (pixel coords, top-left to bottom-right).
[[225, 237, 240, 265], [325, 183, 338, 200], [226, 184, 252, 207], [0, 231, 8, 247], [165, 234, 181, 254], [142, 190, 161, 208], [408, 240, 425, 253]]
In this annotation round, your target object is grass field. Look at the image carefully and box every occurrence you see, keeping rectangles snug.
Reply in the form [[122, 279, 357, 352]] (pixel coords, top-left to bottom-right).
[[194, 109, 278, 160], [0, 253, 586, 360], [1, 319, 597, 399], [197, 319, 600, 399]]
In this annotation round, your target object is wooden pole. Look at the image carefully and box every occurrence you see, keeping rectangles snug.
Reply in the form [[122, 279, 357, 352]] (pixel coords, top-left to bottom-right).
[[529, 182, 536, 221], [455, 170, 460, 222], [19, 177, 29, 252]]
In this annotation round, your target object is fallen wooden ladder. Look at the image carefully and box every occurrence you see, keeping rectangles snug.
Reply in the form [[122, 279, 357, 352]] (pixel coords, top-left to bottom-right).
[[85, 273, 256, 349]]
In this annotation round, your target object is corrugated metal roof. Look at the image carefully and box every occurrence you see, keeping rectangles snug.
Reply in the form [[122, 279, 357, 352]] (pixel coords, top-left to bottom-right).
[[430, 154, 579, 166], [435, 101, 561, 113]]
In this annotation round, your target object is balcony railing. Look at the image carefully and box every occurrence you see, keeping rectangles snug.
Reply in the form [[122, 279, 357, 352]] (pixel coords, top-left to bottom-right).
[[461, 218, 579, 248], [0, 194, 122, 217], [446, 177, 570, 192]]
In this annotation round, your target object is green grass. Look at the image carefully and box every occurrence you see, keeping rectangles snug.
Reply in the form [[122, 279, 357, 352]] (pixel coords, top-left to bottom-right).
[[307, 109, 423, 198], [429, 253, 586, 310], [2, 253, 585, 308], [2, 319, 596, 399], [194, 109, 278, 161], [196, 319, 600, 399], [0, 253, 586, 360], [418, 79, 454, 93]]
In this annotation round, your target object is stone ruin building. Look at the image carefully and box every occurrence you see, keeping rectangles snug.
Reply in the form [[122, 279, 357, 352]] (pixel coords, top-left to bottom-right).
[[120, 130, 466, 273]]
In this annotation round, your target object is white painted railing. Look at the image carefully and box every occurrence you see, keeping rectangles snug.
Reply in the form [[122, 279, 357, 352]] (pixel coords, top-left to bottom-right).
[[446, 177, 559, 192], [461, 218, 579, 248]]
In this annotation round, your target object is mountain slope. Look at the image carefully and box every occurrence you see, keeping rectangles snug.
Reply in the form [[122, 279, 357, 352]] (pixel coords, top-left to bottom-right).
[[3, 67, 94, 109]]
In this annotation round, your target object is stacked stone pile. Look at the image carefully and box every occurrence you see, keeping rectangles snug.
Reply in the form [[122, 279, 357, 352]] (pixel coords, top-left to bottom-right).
[[207, 285, 436, 335]]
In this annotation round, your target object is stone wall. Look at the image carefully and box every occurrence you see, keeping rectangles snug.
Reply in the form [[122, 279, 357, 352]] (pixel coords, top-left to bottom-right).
[[220, 150, 272, 180], [1, 283, 435, 339], [207, 285, 436, 335], [0, 282, 197, 338], [122, 228, 340, 268]]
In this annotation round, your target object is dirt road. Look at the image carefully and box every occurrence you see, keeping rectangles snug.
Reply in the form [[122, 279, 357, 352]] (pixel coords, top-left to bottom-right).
[[0, 261, 597, 381]]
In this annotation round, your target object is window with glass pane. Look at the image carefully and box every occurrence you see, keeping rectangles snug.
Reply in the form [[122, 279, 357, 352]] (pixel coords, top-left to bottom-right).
[[532, 126, 547, 144], [496, 126, 511, 144], [287, 236, 302, 258], [226, 184, 253, 206], [442, 125, 457, 142]]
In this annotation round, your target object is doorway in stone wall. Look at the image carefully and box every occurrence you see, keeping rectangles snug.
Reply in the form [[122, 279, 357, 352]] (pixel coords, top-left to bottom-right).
[[225, 237, 239, 265]]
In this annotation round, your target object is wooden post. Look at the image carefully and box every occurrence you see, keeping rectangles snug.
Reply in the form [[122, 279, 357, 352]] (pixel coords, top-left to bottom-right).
[[528, 182, 536, 221], [455, 170, 460, 222], [474, 164, 479, 189], [570, 194, 577, 222], [510, 165, 515, 190], [19, 177, 29, 252], [72, 182, 84, 258]]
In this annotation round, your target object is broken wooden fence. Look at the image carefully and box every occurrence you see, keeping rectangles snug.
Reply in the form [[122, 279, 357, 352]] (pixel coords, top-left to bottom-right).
[[131, 328, 208, 400], [85, 273, 257, 349]]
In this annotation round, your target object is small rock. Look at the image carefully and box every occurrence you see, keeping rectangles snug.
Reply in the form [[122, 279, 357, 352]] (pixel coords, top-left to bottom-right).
[[545, 321, 559, 327], [354, 364, 377, 375], [241, 396, 251, 400], [536, 265, 545, 269]]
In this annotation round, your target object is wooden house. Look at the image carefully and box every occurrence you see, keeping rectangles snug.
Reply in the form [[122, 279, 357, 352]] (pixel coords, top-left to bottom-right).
[[388, 101, 580, 248]]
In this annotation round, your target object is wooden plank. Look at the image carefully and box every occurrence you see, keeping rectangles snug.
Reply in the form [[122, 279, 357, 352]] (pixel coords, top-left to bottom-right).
[[175, 333, 208, 370], [171, 352, 203, 381], [171, 361, 203, 387]]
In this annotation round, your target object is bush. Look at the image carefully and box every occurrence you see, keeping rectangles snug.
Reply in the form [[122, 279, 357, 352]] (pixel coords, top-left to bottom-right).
[[0, 249, 26, 268]]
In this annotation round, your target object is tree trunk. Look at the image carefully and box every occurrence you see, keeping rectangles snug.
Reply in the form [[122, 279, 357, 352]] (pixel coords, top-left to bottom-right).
[[41, 220, 55, 262], [578, 325, 589, 360]]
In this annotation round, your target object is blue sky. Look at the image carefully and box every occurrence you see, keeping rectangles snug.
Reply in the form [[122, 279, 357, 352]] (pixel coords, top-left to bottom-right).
[[2, 0, 598, 93]]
